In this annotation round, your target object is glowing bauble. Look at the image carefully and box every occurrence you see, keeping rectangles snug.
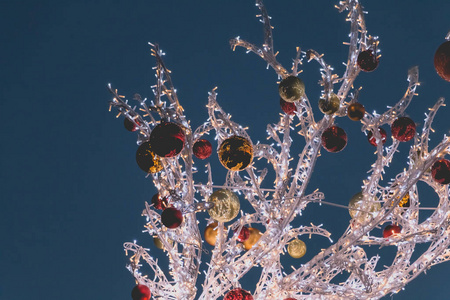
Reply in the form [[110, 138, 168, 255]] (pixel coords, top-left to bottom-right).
[[357, 49, 379, 72], [218, 136, 253, 171], [391, 117, 416, 142], [348, 192, 381, 221], [431, 159, 450, 184], [287, 239, 307, 259], [235, 226, 250, 242], [224, 288, 254, 300], [243, 228, 262, 250], [149, 122, 185, 157], [367, 127, 387, 147], [383, 224, 401, 238], [161, 207, 183, 228], [278, 76, 305, 102], [318, 93, 340, 115], [434, 41, 450, 82], [136, 142, 163, 173], [347, 102, 365, 121], [321, 126, 347, 153], [151, 193, 168, 210], [398, 193, 410, 208], [280, 98, 296, 115], [207, 189, 240, 222], [193, 139, 212, 159], [204, 222, 221, 246], [124, 117, 139, 132], [131, 284, 151, 300]]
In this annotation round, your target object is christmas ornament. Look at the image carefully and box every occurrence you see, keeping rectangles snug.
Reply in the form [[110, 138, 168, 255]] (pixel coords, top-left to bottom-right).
[[243, 227, 262, 250], [153, 236, 173, 250], [318, 93, 340, 115], [434, 41, 450, 82], [391, 117, 416, 142], [280, 98, 296, 115], [278, 76, 305, 102], [383, 224, 401, 238], [348, 192, 381, 221], [284, 298, 297, 300], [193, 139, 212, 159], [321, 126, 347, 153], [431, 158, 450, 184], [124, 117, 140, 132], [357, 49, 379, 72], [136, 142, 163, 173], [161, 207, 183, 228], [131, 284, 151, 300], [204, 222, 221, 246], [149, 122, 185, 158], [398, 193, 410, 208], [367, 127, 387, 147], [224, 288, 254, 300], [235, 226, 250, 242], [218, 136, 253, 171], [207, 189, 240, 222], [347, 102, 365, 121], [151, 193, 168, 210], [287, 239, 307, 259]]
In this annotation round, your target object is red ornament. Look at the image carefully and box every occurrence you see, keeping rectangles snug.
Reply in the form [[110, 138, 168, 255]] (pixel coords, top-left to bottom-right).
[[383, 224, 401, 238], [434, 41, 450, 82], [224, 288, 254, 300], [284, 298, 297, 300], [431, 159, 450, 184], [391, 117, 416, 142], [151, 193, 168, 210], [150, 122, 185, 157], [357, 49, 379, 72], [193, 139, 213, 159], [124, 118, 140, 132], [367, 127, 387, 147], [161, 207, 183, 228], [131, 284, 151, 300], [321, 126, 347, 153], [136, 142, 163, 173], [280, 98, 296, 115], [235, 226, 250, 242]]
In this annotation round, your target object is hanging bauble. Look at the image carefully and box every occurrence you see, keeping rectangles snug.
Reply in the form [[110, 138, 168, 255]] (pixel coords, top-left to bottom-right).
[[347, 102, 365, 121], [149, 122, 185, 158], [218, 136, 253, 171], [207, 189, 240, 222], [391, 117, 416, 142], [434, 41, 450, 82], [357, 49, 379, 72], [348, 192, 381, 221], [280, 98, 296, 115], [321, 126, 347, 153], [153, 236, 172, 250], [124, 117, 140, 132], [235, 226, 250, 242], [161, 207, 183, 228], [287, 239, 307, 259], [151, 193, 168, 210], [431, 158, 450, 184], [136, 142, 163, 173], [278, 76, 305, 103], [193, 139, 212, 159], [243, 228, 262, 250], [398, 193, 410, 208], [204, 222, 220, 246], [318, 93, 340, 115], [383, 224, 401, 238], [131, 284, 151, 300], [284, 298, 297, 300], [224, 288, 254, 300], [367, 127, 387, 147]]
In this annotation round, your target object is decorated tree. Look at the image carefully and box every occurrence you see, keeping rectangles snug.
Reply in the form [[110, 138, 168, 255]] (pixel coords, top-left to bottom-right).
[[108, 0, 450, 299]]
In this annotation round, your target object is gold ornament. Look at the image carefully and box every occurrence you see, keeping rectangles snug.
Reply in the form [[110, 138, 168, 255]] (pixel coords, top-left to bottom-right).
[[207, 189, 240, 222], [218, 136, 253, 171], [287, 239, 307, 258], [318, 93, 340, 115], [348, 192, 381, 222], [204, 222, 223, 246], [243, 227, 262, 250], [153, 236, 172, 250], [136, 142, 163, 173], [278, 76, 305, 102]]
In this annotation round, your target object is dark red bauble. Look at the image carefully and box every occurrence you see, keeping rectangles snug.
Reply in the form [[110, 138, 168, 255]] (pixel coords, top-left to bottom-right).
[[136, 142, 163, 173], [149, 122, 185, 158], [284, 298, 297, 300], [431, 159, 450, 184], [151, 193, 168, 210], [131, 284, 151, 300], [367, 127, 387, 147], [235, 226, 250, 242], [161, 207, 183, 228], [124, 118, 140, 132], [434, 41, 450, 82], [383, 224, 401, 238], [224, 288, 254, 300], [391, 117, 416, 142], [321, 126, 347, 153], [357, 50, 379, 72], [193, 139, 213, 159], [280, 98, 296, 115]]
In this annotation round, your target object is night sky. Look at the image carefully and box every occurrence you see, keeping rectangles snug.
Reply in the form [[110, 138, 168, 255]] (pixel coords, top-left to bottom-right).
[[1, 0, 449, 299]]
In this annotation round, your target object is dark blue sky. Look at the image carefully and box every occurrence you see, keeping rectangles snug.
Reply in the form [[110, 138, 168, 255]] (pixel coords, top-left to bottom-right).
[[1, 0, 449, 299]]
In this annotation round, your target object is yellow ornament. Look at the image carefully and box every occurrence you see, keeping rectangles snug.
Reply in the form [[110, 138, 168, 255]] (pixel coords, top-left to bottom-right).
[[287, 239, 307, 258], [348, 192, 381, 221], [243, 227, 262, 250], [153, 236, 172, 250], [218, 136, 253, 171], [207, 189, 240, 222], [204, 222, 222, 246]]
